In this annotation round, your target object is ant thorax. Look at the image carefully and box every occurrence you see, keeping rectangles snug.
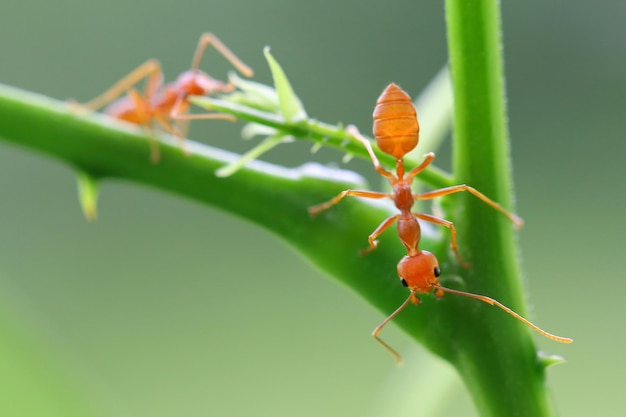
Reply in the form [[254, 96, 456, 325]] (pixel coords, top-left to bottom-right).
[[392, 182, 414, 212]]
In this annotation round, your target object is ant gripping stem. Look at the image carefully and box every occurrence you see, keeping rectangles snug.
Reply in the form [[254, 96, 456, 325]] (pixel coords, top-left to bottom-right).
[[307, 83, 570, 363]]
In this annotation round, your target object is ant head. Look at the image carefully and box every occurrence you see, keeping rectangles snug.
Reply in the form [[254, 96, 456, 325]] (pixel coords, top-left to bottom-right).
[[397, 251, 441, 294], [175, 71, 230, 96], [372, 83, 419, 159]]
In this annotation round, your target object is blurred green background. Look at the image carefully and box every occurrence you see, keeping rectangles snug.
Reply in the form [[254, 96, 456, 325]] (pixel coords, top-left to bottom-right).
[[0, 1, 624, 416]]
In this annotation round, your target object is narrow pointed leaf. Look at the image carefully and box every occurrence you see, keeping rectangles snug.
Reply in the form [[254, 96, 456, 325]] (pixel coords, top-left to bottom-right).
[[538, 351, 568, 368], [215, 134, 291, 177], [263, 47, 307, 122]]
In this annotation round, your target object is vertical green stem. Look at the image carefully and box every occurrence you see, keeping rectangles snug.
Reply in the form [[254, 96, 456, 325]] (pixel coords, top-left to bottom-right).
[[445, 1, 555, 416]]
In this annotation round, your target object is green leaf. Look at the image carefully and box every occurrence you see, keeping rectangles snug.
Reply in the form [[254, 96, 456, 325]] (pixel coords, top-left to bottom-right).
[[263, 46, 307, 122], [225, 71, 281, 112], [538, 351, 568, 369]]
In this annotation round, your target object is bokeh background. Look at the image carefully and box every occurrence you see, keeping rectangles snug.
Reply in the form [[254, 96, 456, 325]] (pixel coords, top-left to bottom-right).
[[0, 1, 624, 416]]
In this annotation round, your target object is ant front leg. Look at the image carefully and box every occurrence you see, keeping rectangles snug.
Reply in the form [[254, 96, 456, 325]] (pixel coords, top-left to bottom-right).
[[191, 33, 254, 77], [361, 214, 400, 255], [82, 59, 162, 111], [169, 102, 237, 156], [166, 97, 191, 149], [416, 185, 524, 228], [169, 98, 236, 157], [345, 125, 396, 182], [308, 190, 390, 216], [414, 213, 469, 268], [157, 96, 231, 158], [371, 290, 417, 365]]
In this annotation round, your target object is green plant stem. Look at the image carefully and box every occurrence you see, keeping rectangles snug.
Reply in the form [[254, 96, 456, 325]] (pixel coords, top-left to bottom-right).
[[0, 83, 444, 347], [444, 1, 554, 416]]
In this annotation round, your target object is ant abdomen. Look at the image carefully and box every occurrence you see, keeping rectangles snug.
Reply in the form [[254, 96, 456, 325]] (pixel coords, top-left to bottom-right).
[[372, 83, 419, 159]]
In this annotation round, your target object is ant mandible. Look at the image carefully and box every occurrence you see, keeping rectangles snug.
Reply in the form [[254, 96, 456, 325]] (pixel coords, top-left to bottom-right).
[[81, 33, 254, 163], [310, 83, 572, 363]]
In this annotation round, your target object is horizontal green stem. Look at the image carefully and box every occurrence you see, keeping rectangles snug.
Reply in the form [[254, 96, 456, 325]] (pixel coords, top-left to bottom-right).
[[0, 76, 565, 417], [191, 96, 452, 188], [0, 83, 452, 352]]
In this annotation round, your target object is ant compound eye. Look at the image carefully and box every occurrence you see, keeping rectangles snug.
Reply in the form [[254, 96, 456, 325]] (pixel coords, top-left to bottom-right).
[[401, 278, 408, 287], [433, 266, 441, 277]]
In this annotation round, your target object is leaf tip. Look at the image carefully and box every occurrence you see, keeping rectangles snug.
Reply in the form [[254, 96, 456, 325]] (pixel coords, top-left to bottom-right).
[[538, 350, 568, 369], [262, 46, 307, 122], [76, 171, 100, 221]]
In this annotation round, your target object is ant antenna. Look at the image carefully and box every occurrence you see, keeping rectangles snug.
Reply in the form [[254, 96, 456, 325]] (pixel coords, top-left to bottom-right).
[[434, 285, 573, 343], [371, 291, 416, 365]]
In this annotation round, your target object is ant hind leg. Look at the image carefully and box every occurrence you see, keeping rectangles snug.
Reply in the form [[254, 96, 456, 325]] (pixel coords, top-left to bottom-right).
[[82, 60, 162, 111]]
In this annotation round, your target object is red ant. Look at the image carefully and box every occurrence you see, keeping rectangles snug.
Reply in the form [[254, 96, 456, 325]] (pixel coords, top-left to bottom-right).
[[81, 33, 254, 163], [310, 83, 572, 363]]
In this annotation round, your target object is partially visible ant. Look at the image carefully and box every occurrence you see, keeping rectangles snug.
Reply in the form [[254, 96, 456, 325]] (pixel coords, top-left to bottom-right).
[[81, 33, 254, 162], [310, 83, 572, 363]]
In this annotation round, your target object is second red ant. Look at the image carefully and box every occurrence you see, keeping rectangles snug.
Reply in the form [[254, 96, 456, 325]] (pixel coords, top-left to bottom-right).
[[81, 33, 254, 162]]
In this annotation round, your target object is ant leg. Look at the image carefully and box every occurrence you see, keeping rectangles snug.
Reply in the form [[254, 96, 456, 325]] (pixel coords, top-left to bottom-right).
[[144, 67, 164, 100], [191, 33, 254, 77], [346, 125, 396, 182], [152, 108, 185, 139], [115, 88, 160, 163], [170, 94, 236, 143], [82, 60, 162, 111], [169, 95, 236, 157], [372, 291, 417, 365], [414, 213, 469, 268], [416, 185, 523, 229], [147, 133, 160, 164], [126, 89, 151, 122], [126, 89, 161, 164], [406, 152, 435, 182], [361, 214, 400, 255], [164, 96, 193, 154], [170, 95, 236, 125], [308, 190, 390, 216], [150, 110, 193, 159]]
